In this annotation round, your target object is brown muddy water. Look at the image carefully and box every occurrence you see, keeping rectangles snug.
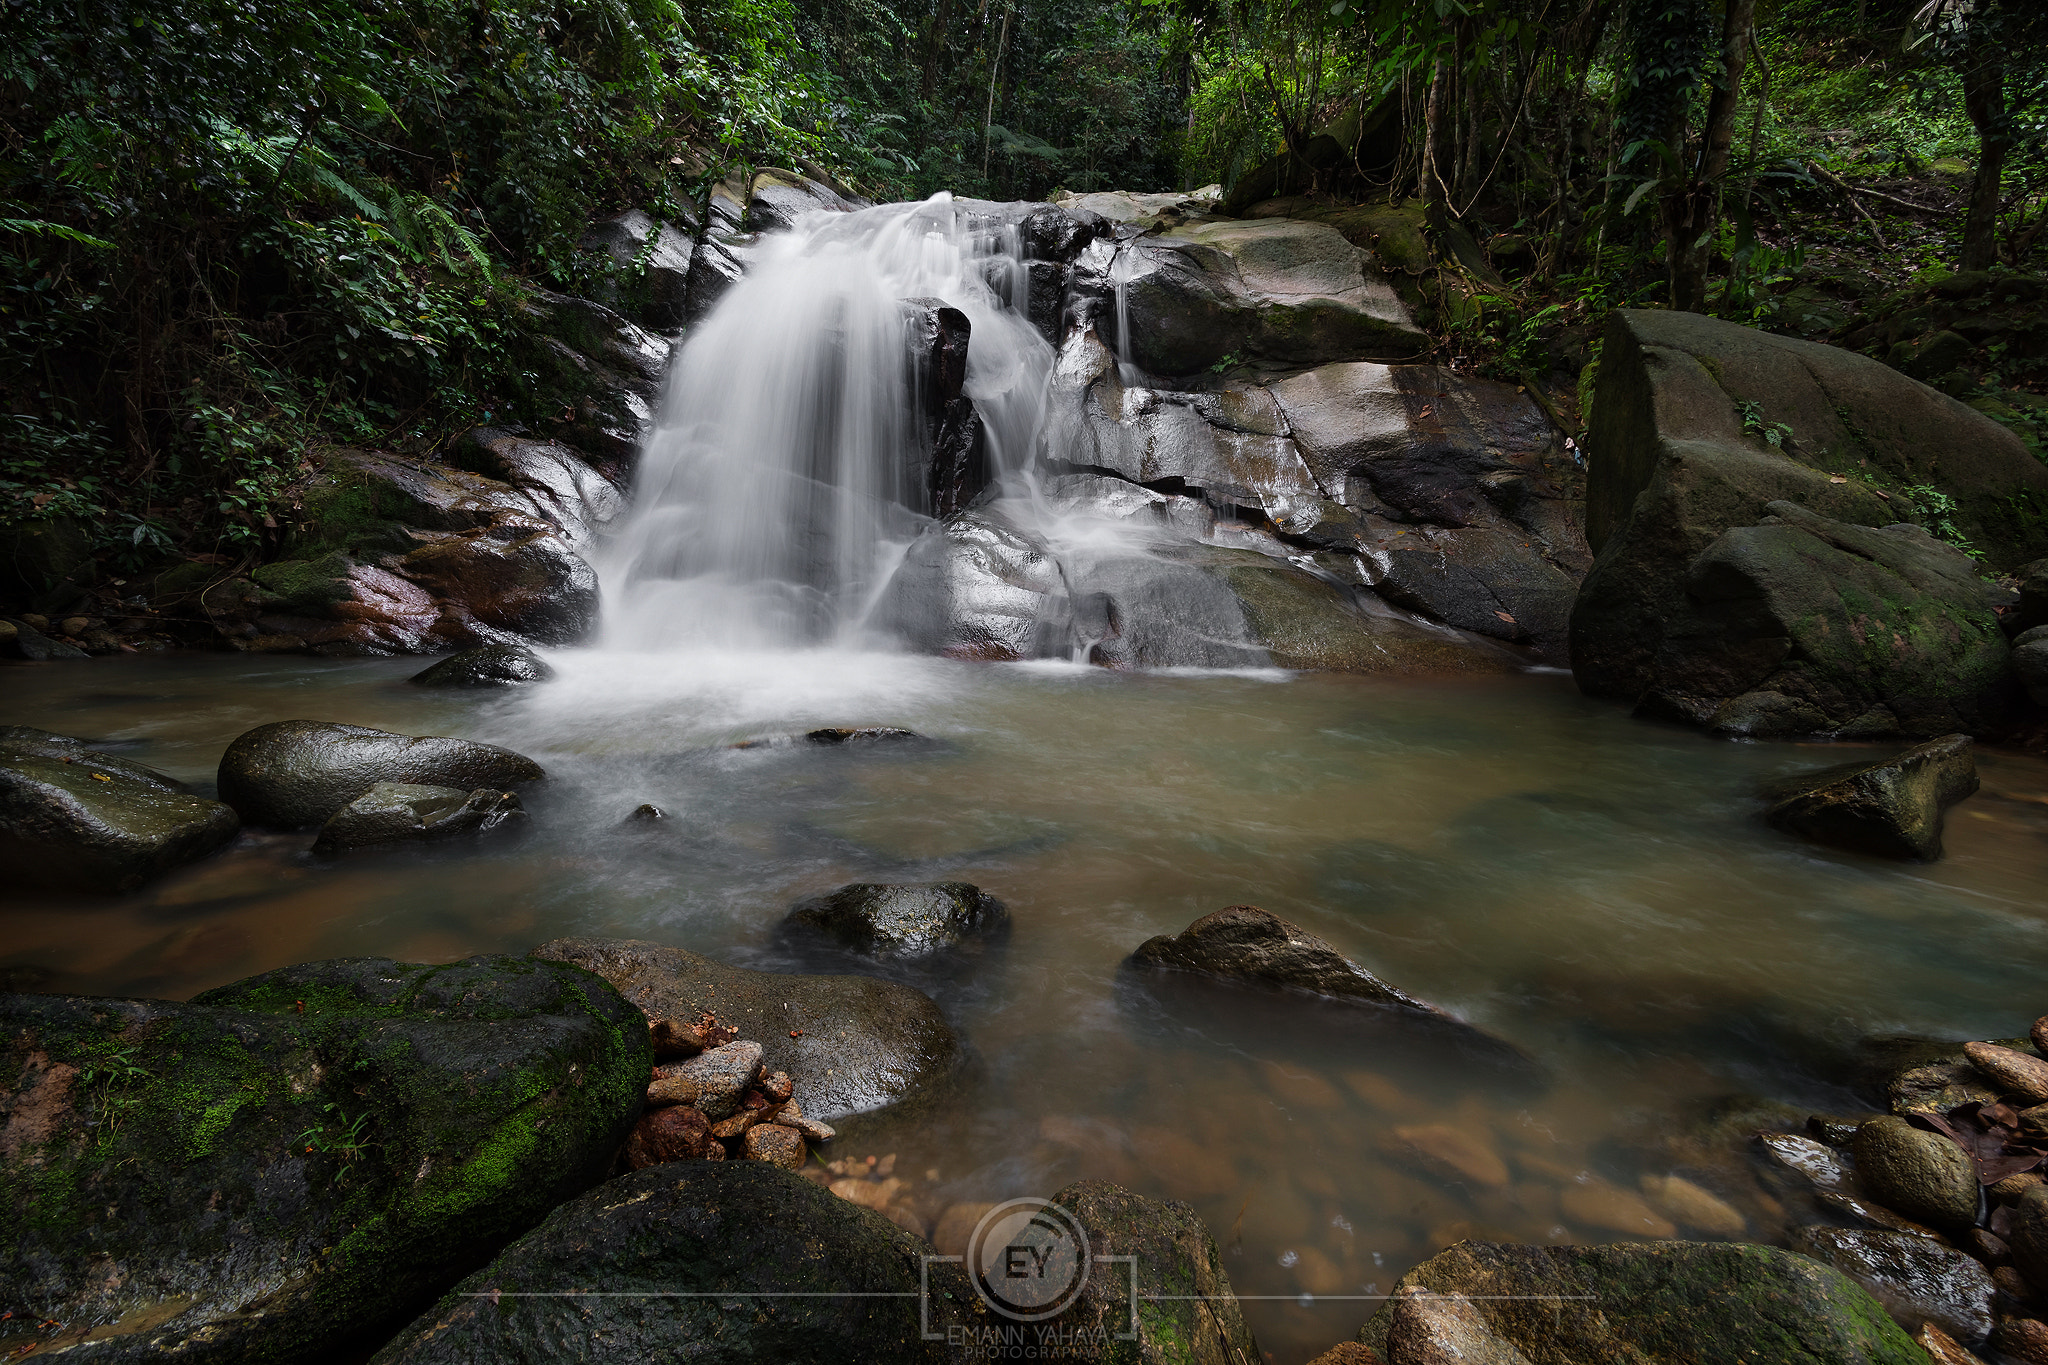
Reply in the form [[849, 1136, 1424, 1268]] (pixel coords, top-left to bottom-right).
[[5, 649, 2048, 1361]]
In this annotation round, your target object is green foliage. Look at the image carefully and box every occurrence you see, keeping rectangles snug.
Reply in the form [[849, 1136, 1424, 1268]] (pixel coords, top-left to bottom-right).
[[79, 1042, 153, 1146], [1736, 397, 1796, 448], [299, 1102, 375, 1182], [1902, 482, 1984, 558]]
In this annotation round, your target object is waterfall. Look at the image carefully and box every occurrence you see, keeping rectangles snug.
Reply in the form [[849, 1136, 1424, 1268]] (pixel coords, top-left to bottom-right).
[[601, 194, 1055, 650]]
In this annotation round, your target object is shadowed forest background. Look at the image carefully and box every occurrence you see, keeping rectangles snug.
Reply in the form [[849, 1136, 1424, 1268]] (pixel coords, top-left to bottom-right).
[[2, 0, 2045, 574]]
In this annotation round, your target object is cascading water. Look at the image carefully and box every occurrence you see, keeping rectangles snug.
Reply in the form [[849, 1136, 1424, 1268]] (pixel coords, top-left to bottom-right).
[[601, 195, 1057, 649]]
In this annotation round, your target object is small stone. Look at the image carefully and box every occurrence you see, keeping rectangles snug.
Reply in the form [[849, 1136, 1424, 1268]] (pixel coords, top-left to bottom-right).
[[743, 1123, 807, 1172], [1853, 1116, 1980, 1233], [1757, 1132, 1855, 1191], [1559, 1177, 1677, 1238], [2009, 1187, 2048, 1292], [624, 803, 667, 823], [803, 727, 920, 745], [1966, 1042, 2048, 1103], [1304, 1346, 1383, 1365], [2021, 1106, 2048, 1140], [1996, 1266, 2039, 1302], [1894, 1060, 2003, 1118], [1640, 1173, 1747, 1237], [1386, 1125, 1509, 1187], [409, 643, 554, 687], [1996, 1172, 2048, 1203], [623, 1105, 723, 1167], [59, 616, 90, 636], [1382, 1286, 1522, 1365], [777, 1098, 835, 1144], [1807, 1114, 1868, 1147], [647, 1014, 707, 1060], [1996, 1317, 2048, 1365], [760, 1071, 794, 1103], [2034, 1017, 2048, 1059], [645, 1041, 762, 1121], [829, 1177, 900, 1210], [1918, 1321, 1988, 1365], [1968, 1228, 2011, 1265]]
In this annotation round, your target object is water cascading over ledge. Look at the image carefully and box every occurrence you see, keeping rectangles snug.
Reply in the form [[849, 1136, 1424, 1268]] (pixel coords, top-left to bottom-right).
[[600, 195, 1058, 650]]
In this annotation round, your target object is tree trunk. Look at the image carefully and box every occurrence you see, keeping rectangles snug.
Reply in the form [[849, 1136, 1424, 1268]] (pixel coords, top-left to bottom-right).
[[1421, 55, 1451, 231], [1960, 38, 2007, 270], [1664, 0, 1753, 311]]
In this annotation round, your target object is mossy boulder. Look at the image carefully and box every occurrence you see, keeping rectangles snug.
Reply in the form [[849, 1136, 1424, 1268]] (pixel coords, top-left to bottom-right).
[[530, 937, 960, 1122], [1035, 1179, 1259, 1365], [0, 954, 650, 1363], [367, 1161, 984, 1365], [217, 720, 545, 829], [0, 726, 239, 893], [1360, 1239, 1925, 1365]]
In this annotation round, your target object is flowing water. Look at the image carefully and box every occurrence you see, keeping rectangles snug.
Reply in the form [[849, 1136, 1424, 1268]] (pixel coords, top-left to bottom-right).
[[5, 652, 2048, 1360], [8, 198, 2048, 1361]]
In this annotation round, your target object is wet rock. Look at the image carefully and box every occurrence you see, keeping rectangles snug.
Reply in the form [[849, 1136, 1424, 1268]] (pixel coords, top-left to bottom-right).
[[744, 1123, 808, 1171], [1559, 1177, 1678, 1238], [1854, 1117, 1980, 1233], [310, 781, 525, 854], [1, 955, 648, 1361], [1131, 905, 1462, 1019], [645, 1040, 764, 1121], [1361, 1240, 1924, 1365], [1385, 1124, 1510, 1186], [409, 642, 555, 687], [369, 1162, 980, 1364], [1306, 1344, 1386, 1365], [1763, 734, 1979, 860], [579, 208, 695, 330], [1893, 1058, 2005, 1119], [1995, 1317, 2048, 1365], [1759, 1131, 1857, 1191], [1380, 1286, 1533, 1365], [1640, 1173, 1748, 1237], [1792, 1226, 1996, 1346], [623, 1104, 724, 1167], [1035, 1178, 1260, 1365], [784, 881, 1010, 959], [1917, 1322, 1987, 1365], [624, 803, 668, 825], [1819, 1190, 1951, 1241], [446, 427, 627, 548], [804, 726, 921, 745], [0, 729, 239, 892], [748, 166, 857, 234], [1966, 1042, 2048, 1103], [647, 1012, 706, 1058], [1, 615, 87, 660], [2012, 628, 2048, 707], [218, 720, 544, 829], [1571, 309, 2048, 737], [873, 508, 1066, 661], [530, 937, 960, 1122], [777, 1098, 836, 1144], [2007, 1185, 2048, 1291]]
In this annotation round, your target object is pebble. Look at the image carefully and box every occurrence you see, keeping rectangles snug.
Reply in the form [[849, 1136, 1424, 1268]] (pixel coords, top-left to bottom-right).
[[1639, 1173, 1746, 1237], [932, 1202, 997, 1258], [646, 1040, 762, 1121], [1997, 1172, 2048, 1203], [1918, 1322, 1987, 1365], [1853, 1116, 1980, 1233], [1997, 1317, 2048, 1365], [830, 1177, 902, 1210], [647, 1014, 708, 1059], [777, 1098, 836, 1143], [1965, 1042, 2048, 1103], [743, 1123, 807, 1172], [623, 1105, 723, 1167], [1386, 1125, 1509, 1188], [1559, 1177, 1677, 1238]]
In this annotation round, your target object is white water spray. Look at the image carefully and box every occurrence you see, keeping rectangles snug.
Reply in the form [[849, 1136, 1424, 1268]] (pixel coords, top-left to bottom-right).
[[601, 195, 1055, 650]]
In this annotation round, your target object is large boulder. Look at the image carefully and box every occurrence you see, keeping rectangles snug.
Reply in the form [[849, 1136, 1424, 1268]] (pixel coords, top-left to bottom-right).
[[0, 955, 650, 1362], [748, 166, 858, 234], [1360, 1240, 1925, 1365], [1572, 309, 2048, 735], [1762, 734, 1979, 860], [310, 782, 526, 855], [0, 727, 239, 893], [447, 427, 627, 550], [530, 937, 960, 1122], [579, 208, 696, 331], [217, 720, 545, 829], [785, 881, 1010, 959], [367, 1161, 983, 1365], [1115, 218, 1427, 374], [873, 509, 1066, 661], [518, 289, 670, 470]]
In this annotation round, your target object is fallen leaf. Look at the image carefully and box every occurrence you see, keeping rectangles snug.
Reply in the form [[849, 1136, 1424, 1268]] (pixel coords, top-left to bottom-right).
[[1829, 475, 1848, 484], [1494, 611, 1517, 623], [90, 773, 111, 782]]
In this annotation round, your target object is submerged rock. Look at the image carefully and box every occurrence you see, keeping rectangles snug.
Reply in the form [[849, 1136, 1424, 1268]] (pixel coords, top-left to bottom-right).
[[409, 643, 556, 687], [0, 727, 239, 892], [530, 937, 960, 1121], [1131, 905, 1442, 1014], [217, 719, 544, 829], [784, 881, 1010, 958], [1763, 734, 1979, 860], [1360, 1240, 1925, 1365], [1791, 1226, 1996, 1346], [367, 1162, 981, 1364], [311, 781, 526, 854], [0, 955, 649, 1361], [1853, 1117, 1980, 1234]]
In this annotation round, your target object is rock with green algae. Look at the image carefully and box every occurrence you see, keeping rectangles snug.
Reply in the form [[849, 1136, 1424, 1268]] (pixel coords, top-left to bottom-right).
[[0, 954, 649, 1363], [1359, 1239, 1926, 1365], [0, 725, 239, 893], [367, 1161, 986, 1365]]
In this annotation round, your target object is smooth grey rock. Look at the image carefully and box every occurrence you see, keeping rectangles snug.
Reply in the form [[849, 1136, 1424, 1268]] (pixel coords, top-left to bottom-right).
[[1853, 1117, 1980, 1233], [647, 1040, 764, 1121], [1791, 1226, 1995, 1346], [785, 881, 1010, 958], [747, 166, 857, 234], [0, 729, 239, 892], [0, 956, 649, 1362], [447, 428, 626, 550], [218, 720, 545, 829], [366, 1163, 979, 1365], [530, 937, 960, 1122], [409, 643, 556, 688], [1763, 734, 1979, 860], [311, 782, 525, 854], [872, 508, 1066, 661]]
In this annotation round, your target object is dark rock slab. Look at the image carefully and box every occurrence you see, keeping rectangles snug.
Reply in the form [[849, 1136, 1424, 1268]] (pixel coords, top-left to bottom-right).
[[311, 781, 526, 854], [218, 720, 544, 830], [1791, 1226, 1995, 1346], [785, 881, 1010, 959], [1360, 1240, 1925, 1365], [530, 937, 960, 1122], [0, 955, 649, 1362], [0, 728, 238, 893], [409, 643, 555, 688], [367, 1162, 982, 1365], [1763, 734, 1979, 860], [579, 208, 695, 331], [1, 616, 88, 660]]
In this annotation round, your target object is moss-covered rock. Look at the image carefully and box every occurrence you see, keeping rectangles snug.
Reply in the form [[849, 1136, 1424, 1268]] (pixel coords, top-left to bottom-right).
[[0, 954, 650, 1362], [217, 720, 545, 829], [1360, 1239, 1925, 1365], [0, 727, 239, 893], [368, 1161, 984, 1365]]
